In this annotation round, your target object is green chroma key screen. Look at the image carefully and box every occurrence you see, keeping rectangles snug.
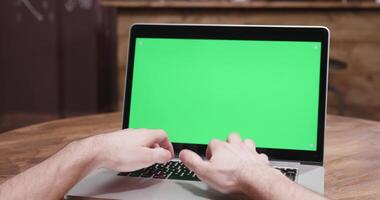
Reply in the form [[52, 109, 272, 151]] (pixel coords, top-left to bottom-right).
[[129, 38, 321, 151]]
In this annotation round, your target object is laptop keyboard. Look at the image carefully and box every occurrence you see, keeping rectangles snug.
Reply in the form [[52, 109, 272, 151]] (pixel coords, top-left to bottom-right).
[[274, 167, 298, 181], [118, 161, 200, 181], [118, 161, 297, 182]]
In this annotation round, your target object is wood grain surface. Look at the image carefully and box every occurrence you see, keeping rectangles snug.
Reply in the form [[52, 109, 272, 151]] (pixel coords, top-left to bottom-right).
[[0, 112, 379, 199], [100, 1, 380, 10]]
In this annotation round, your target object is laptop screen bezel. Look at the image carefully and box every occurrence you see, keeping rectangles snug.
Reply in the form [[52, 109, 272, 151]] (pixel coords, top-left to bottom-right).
[[122, 24, 329, 165]]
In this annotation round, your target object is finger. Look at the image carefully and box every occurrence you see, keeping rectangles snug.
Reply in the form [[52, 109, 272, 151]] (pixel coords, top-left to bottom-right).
[[157, 138, 174, 158], [179, 149, 210, 176], [205, 145, 212, 160], [244, 138, 256, 151], [207, 139, 222, 157], [144, 129, 174, 157], [259, 153, 270, 164], [144, 147, 172, 164], [227, 132, 242, 143]]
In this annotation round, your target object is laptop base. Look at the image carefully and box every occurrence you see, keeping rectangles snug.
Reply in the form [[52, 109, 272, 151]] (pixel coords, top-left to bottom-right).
[[66, 161, 323, 199]]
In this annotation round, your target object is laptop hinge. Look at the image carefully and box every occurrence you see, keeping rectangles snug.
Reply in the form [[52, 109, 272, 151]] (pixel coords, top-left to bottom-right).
[[300, 161, 323, 166], [270, 161, 300, 168], [271, 159, 323, 167]]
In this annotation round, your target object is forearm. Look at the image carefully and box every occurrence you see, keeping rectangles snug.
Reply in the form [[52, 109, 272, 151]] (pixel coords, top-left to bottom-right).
[[241, 166, 326, 200], [0, 137, 98, 200]]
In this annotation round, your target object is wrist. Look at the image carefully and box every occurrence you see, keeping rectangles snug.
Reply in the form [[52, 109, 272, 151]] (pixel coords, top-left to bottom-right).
[[237, 162, 282, 197], [68, 135, 104, 172]]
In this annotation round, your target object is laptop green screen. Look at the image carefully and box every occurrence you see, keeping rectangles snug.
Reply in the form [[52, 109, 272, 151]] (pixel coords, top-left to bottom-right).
[[129, 38, 321, 151]]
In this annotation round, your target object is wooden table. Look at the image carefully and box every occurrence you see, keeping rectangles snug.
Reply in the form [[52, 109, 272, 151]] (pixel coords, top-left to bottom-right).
[[0, 113, 379, 199]]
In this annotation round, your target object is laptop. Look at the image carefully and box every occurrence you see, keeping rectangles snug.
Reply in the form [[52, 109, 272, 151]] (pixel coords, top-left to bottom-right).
[[67, 24, 329, 199]]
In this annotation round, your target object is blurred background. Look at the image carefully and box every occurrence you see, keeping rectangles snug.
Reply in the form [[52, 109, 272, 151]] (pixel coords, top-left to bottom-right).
[[1, 0, 380, 133]]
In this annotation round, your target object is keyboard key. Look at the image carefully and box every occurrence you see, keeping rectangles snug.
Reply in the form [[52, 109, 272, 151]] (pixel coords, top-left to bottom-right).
[[153, 172, 168, 179], [118, 172, 129, 176], [129, 171, 142, 177], [168, 173, 200, 181], [274, 167, 297, 181], [141, 169, 155, 177], [118, 161, 200, 182]]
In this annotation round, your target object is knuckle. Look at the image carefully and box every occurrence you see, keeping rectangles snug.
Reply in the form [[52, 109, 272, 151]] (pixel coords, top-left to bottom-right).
[[261, 153, 269, 160], [220, 141, 228, 147], [210, 138, 218, 144], [231, 132, 239, 137], [139, 128, 147, 132], [155, 129, 167, 137], [209, 139, 219, 147]]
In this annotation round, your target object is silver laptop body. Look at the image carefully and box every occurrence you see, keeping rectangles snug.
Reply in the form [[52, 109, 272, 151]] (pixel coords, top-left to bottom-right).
[[67, 24, 329, 200]]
